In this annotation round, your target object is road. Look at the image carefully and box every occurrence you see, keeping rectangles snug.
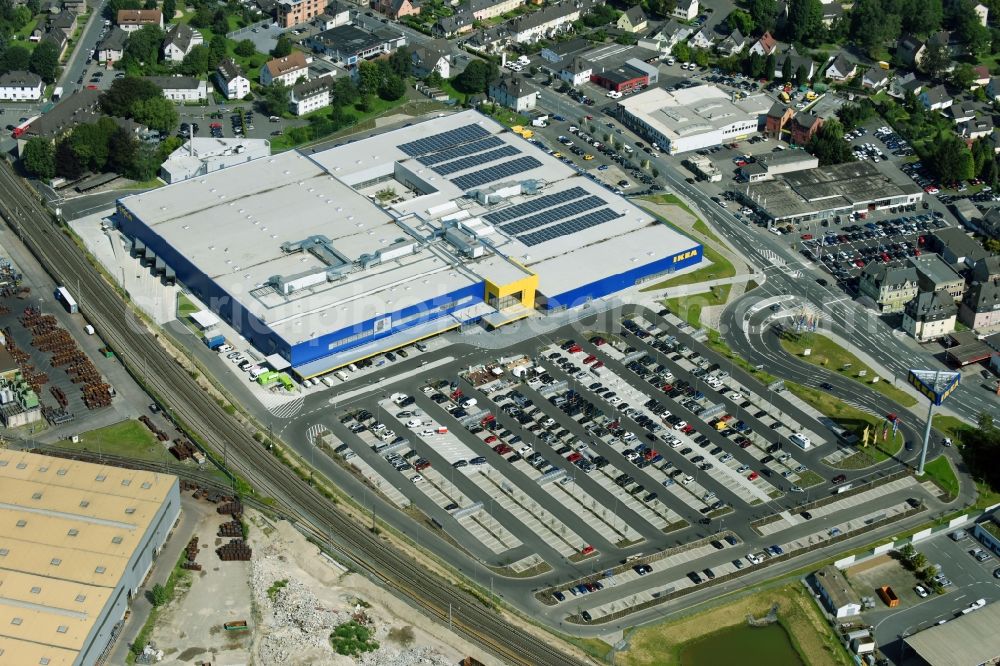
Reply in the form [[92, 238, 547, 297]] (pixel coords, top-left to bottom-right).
[[57, 0, 109, 96], [0, 159, 587, 666]]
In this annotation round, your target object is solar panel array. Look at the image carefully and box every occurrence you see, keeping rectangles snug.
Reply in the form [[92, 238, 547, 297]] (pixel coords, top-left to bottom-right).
[[415, 136, 504, 166], [399, 124, 490, 157], [451, 156, 543, 190], [482, 187, 588, 225], [499, 196, 607, 235], [433, 146, 521, 175], [517, 208, 621, 247]]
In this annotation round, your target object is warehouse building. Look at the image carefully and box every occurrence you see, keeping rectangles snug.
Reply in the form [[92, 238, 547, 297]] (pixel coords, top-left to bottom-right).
[[616, 84, 772, 155], [115, 110, 701, 378], [739, 161, 923, 224], [0, 450, 180, 666], [904, 601, 1000, 665]]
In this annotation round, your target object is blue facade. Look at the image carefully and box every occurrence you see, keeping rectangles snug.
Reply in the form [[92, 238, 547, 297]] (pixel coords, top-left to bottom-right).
[[539, 244, 703, 310]]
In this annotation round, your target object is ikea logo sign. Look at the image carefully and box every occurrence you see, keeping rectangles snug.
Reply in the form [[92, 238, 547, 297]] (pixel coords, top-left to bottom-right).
[[672, 249, 699, 263]]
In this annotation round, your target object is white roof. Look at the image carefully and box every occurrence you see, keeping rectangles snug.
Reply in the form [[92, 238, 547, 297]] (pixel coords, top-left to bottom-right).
[[189, 309, 220, 328], [617, 84, 772, 141]]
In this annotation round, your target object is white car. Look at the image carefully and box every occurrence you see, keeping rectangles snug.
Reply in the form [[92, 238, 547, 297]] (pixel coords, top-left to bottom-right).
[[914, 585, 928, 598], [411, 474, 424, 483], [746, 553, 763, 565], [606, 90, 622, 99]]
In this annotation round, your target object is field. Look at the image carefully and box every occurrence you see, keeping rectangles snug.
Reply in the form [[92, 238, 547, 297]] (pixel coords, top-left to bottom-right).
[[619, 584, 850, 666], [58, 419, 167, 461], [778, 331, 916, 408], [922, 455, 959, 500], [663, 285, 732, 327]]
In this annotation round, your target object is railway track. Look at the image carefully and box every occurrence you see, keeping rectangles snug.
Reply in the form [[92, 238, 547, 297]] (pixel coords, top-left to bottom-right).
[[0, 162, 589, 666]]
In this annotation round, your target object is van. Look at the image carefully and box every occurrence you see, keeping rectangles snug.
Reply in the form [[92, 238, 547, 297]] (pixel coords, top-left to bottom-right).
[[248, 366, 264, 381], [460, 397, 478, 409], [321, 376, 336, 387], [334, 370, 349, 381], [347, 363, 358, 372]]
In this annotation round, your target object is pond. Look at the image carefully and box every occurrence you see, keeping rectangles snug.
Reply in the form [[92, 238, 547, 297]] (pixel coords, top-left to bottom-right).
[[680, 622, 805, 666]]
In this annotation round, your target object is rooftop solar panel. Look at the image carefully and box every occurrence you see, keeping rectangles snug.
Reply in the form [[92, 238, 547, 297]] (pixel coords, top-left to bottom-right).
[[499, 196, 606, 235], [399, 124, 490, 157], [518, 208, 621, 247], [433, 146, 521, 175], [451, 156, 543, 190], [482, 187, 588, 224], [416, 136, 505, 166]]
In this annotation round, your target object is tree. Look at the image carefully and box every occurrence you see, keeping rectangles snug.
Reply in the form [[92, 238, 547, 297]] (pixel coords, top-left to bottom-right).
[[902, 0, 942, 36], [261, 82, 289, 117], [106, 0, 140, 19], [188, 4, 213, 28], [271, 34, 292, 58], [68, 118, 116, 172], [750, 0, 779, 34], [837, 100, 875, 129], [806, 120, 855, 165], [646, 0, 676, 18], [452, 59, 498, 94], [784, 0, 824, 45], [55, 138, 83, 179], [178, 44, 210, 75], [162, 0, 176, 20], [211, 9, 229, 37], [107, 125, 140, 175], [929, 134, 974, 183], [22, 137, 55, 179], [378, 74, 406, 100], [693, 48, 710, 67], [920, 41, 950, 79], [950, 62, 975, 90], [234, 39, 256, 58], [671, 41, 691, 62], [123, 24, 165, 66], [748, 52, 766, 78], [850, 0, 902, 57], [388, 46, 412, 77], [911, 552, 928, 571], [726, 9, 755, 36], [795, 64, 809, 86], [356, 59, 384, 95], [955, 0, 991, 57], [149, 583, 169, 607], [28, 41, 59, 83], [101, 76, 162, 116], [0, 44, 31, 74], [332, 76, 359, 107], [130, 96, 179, 131], [781, 56, 792, 82]]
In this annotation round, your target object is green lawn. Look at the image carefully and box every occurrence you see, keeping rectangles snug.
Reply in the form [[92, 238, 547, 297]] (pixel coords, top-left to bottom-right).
[[439, 79, 467, 104], [922, 455, 959, 499], [786, 381, 903, 467], [58, 420, 169, 462], [268, 95, 413, 152], [15, 16, 40, 40], [931, 414, 967, 440], [643, 193, 697, 219], [778, 331, 917, 408], [663, 284, 732, 327]]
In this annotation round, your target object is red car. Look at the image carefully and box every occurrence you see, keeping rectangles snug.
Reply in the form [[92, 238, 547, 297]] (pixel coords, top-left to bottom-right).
[[484, 435, 498, 444], [681, 424, 695, 434], [415, 461, 431, 471], [450, 389, 463, 400], [662, 383, 674, 392], [494, 443, 512, 454], [592, 361, 604, 369], [583, 355, 597, 364], [747, 471, 759, 481], [568, 344, 583, 353], [567, 452, 583, 463], [481, 414, 495, 424], [801, 234, 813, 240], [591, 337, 606, 346], [581, 545, 595, 555], [855, 259, 865, 268]]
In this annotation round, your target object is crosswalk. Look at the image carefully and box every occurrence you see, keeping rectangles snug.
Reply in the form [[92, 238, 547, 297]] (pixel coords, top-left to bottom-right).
[[306, 423, 330, 445]]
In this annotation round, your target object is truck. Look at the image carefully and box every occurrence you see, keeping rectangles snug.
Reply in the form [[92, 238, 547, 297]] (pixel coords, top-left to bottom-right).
[[54, 286, 78, 313], [877, 585, 899, 608], [52, 86, 63, 101], [203, 333, 225, 349]]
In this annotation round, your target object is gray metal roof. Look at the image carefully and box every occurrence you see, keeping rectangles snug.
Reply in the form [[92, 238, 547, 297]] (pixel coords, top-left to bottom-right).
[[905, 602, 1000, 665]]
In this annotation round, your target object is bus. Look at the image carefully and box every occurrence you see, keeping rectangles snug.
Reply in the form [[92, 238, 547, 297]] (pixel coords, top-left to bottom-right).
[[54, 286, 78, 314]]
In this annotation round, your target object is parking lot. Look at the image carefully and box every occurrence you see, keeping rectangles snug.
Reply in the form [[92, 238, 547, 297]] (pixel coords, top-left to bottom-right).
[[288, 305, 941, 624]]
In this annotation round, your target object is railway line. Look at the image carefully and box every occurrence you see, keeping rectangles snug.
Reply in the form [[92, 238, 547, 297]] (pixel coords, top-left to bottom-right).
[[0, 161, 589, 666]]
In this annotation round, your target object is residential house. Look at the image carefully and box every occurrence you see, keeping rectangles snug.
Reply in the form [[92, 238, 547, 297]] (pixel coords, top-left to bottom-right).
[[889, 72, 923, 99], [814, 565, 861, 619], [488, 73, 537, 111], [462, 25, 504, 53], [971, 65, 990, 89], [162, 23, 204, 63], [774, 48, 814, 80], [672, 0, 698, 21], [748, 31, 777, 57], [509, 0, 588, 44], [897, 34, 925, 68], [716, 29, 745, 57], [374, 0, 421, 20], [858, 263, 919, 313], [63, 0, 86, 13], [316, 2, 352, 28], [960, 116, 994, 141], [468, 0, 526, 21], [789, 112, 822, 145], [432, 14, 472, 38], [931, 227, 989, 268], [919, 84, 952, 111], [117, 9, 163, 33], [308, 25, 405, 66], [277, 0, 325, 27], [974, 2, 988, 26], [946, 102, 976, 124], [689, 27, 713, 50], [559, 57, 592, 86], [261, 51, 310, 86], [820, 1, 843, 26], [617, 6, 647, 33], [539, 37, 590, 64], [983, 207, 1000, 239], [764, 102, 794, 139], [0, 71, 44, 102], [411, 43, 450, 79], [959, 257, 1000, 332], [825, 54, 856, 82], [41, 25, 68, 55], [953, 198, 983, 229], [638, 20, 692, 53], [988, 76, 1000, 102], [48, 9, 76, 39], [215, 58, 251, 99], [96, 27, 127, 64], [289, 77, 335, 115], [909, 253, 966, 302], [861, 67, 889, 90], [903, 291, 958, 341], [144, 76, 209, 102]]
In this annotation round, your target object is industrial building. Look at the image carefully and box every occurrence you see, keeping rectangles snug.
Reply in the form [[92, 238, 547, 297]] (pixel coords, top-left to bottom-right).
[[158, 137, 271, 184], [615, 84, 772, 155], [0, 450, 180, 666], [739, 161, 924, 224], [904, 601, 1000, 666], [115, 110, 702, 378]]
